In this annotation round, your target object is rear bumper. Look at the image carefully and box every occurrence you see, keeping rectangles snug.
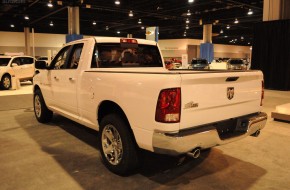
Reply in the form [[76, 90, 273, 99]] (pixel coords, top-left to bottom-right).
[[152, 112, 267, 156]]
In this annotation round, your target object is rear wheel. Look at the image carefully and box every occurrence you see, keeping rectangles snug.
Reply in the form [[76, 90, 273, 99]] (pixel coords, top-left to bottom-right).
[[1, 74, 11, 90], [34, 89, 53, 123], [99, 114, 138, 175]]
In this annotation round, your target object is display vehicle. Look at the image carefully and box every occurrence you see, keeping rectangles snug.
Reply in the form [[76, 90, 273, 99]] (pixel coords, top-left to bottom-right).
[[33, 37, 267, 175], [188, 58, 209, 69], [227, 58, 247, 70], [0, 55, 35, 90]]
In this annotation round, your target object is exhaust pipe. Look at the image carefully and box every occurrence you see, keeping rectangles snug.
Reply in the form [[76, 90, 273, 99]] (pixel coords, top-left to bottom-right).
[[251, 130, 260, 137], [187, 148, 201, 159]]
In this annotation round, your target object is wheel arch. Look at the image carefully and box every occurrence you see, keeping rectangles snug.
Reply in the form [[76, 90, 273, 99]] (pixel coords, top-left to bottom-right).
[[1, 72, 11, 79], [97, 100, 138, 147], [33, 84, 40, 93]]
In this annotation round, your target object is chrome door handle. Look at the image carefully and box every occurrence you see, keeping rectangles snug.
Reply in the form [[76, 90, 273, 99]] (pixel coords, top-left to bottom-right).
[[54, 76, 59, 80], [69, 77, 75, 81]]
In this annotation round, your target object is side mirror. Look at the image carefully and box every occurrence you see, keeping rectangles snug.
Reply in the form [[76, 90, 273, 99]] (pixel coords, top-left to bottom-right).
[[11, 63, 19, 67], [35, 60, 47, 69]]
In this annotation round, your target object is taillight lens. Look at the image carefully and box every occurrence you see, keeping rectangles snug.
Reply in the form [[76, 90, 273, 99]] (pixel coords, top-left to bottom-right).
[[155, 88, 181, 123], [261, 80, 264, 106]]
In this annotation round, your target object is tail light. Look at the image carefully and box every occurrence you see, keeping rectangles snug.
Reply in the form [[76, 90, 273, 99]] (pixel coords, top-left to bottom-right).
[[155, 88, 181, 123], [261, 80, 264, 106]]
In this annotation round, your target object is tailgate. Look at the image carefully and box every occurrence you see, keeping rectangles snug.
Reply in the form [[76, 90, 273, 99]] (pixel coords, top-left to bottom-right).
[[179, 70, 264, 130]]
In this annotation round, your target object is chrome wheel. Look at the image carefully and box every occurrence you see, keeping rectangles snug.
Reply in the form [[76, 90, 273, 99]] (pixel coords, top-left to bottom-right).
[[34, 95, 42, 118], [101, 124, 123, 165], [2, 76, 11, 89]]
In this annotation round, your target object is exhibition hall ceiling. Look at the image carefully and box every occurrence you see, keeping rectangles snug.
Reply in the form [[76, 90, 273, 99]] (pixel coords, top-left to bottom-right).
[[0, 0, 263, 45]]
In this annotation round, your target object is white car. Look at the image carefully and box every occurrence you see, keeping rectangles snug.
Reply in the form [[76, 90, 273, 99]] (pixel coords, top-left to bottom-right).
[[0, 55, 35, 90]]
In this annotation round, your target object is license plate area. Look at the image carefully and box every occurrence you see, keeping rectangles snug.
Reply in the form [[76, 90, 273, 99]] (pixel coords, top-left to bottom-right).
[[215, 118, 248, 140]]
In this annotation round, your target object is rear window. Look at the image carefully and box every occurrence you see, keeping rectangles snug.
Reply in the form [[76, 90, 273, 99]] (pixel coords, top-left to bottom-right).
[[229, 59, 244, 64], [191, 59, 207, 65], [91, 43, 163, 68], [0, 58, 11, 66]]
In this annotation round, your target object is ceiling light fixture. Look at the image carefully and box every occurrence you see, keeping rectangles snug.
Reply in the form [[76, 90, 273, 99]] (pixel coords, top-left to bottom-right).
[[225, 36, 228, 38], [10, 24, 15, 28], [24, 15, 29, 20], [141, 26, 145, 29], [129, 10, 133, 17], [220, 29, 223, 33], [247, 9, 253, 15], [186, 25, 189, 29], [186, 18, 190, 24], [50, 21, 54, 26], [226, 25, 230, 29], [47, 1, 53, 7], [234, 18, 239, 24], [106, 26, 109, 30], [92, 21, 96, 25], [115, 0, 120, 5], [187, 10, 191, 16], [188, 0, 194, 3], [117, 31, 120, 34], [138, 19, 142, 24], [199, 19, 202, 25]]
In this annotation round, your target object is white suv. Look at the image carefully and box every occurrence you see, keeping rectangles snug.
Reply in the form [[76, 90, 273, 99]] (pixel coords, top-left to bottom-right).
[[0, 55, 35, 90]]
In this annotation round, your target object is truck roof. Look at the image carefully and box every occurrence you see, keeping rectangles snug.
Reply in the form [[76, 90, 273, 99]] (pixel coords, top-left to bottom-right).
[[66, 37, 158, 46], [93, 37, 158, 46]]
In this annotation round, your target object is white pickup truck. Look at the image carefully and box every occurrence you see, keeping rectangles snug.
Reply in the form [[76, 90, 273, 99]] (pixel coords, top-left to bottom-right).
[[33, 37, 267, 175]]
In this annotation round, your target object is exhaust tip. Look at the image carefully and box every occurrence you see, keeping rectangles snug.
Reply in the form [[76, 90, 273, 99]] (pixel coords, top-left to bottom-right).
[[251, 130, 260, 137], [187, 148, 201, 159]]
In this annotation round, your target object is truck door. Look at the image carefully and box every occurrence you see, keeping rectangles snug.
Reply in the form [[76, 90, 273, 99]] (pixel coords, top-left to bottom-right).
[[21, 57, 35, 79], [48, 43, 84, 118]]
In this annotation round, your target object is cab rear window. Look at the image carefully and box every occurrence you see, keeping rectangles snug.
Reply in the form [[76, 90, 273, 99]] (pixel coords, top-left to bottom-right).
[[91, 43, 163, 68]]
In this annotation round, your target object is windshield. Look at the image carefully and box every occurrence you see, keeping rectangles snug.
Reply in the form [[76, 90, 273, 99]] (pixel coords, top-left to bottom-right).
[[191, 59, 207, 65], [229, 59, 244, 65], [0, 58, 11, 66], [91, 43, 163, 68], [38, 57, 48, 61]]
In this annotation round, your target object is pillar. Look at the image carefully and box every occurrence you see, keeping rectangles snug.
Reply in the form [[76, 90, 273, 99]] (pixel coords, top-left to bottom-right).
[[24, 27, 31, 56], [203, 24, 212, 43], [146, 27, 159, 42], [66, 6, 83, 43], [263, 0, 290, 21], [200, 24, 214, 63]]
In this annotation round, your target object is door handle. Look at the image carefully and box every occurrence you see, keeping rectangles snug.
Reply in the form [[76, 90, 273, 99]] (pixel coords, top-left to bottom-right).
[[69, 77, 75, 81], [54, 76, 59, 80]]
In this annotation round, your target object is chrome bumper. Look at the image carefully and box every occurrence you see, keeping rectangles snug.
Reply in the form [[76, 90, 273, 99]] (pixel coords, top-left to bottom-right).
[[153, 112, 267, 156]]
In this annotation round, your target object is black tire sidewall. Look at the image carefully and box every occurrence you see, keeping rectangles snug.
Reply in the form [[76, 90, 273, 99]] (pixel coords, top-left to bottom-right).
[[1, 75, 11, 90], [99, 114, 138, 175], [34, 89, 53, 123]]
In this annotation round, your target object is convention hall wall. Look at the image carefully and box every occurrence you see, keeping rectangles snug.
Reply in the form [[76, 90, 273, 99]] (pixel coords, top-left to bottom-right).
[[0, 31, 251, 59]]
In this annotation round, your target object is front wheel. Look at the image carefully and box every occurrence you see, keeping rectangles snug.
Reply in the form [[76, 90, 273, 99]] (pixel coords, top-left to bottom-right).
[[1, 74, 11, 90], [99, 114, 138, 175], [34, 89, 53, 123]]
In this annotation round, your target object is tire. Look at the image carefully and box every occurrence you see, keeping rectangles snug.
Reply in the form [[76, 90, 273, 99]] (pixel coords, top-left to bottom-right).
[[34, 89, 53, 123], [99, 114, 139, 175], [1, 74, 11, 90]]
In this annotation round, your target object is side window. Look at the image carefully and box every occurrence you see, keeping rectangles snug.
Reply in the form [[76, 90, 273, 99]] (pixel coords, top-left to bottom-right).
[[21, 57, 34, 65], [67, 43, 84, 69], [51, 46, 71, 70], [11, 58, 21, 66]]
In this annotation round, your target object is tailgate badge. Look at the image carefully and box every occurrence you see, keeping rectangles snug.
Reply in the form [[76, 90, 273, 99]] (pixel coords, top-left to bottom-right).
[[184, 101, 199, 109], [227, 87, 234, 100]]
